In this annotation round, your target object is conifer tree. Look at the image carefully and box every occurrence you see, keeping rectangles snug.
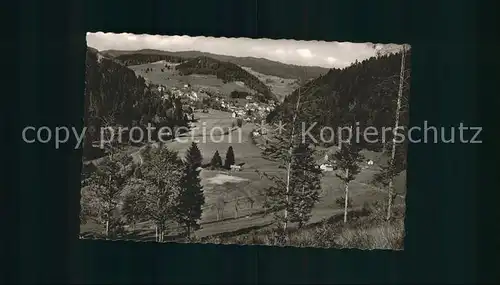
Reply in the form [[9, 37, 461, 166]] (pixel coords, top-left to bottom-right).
[[177, 142, 205, 238], [210, 150, 223, 169], [224, 146, 235, 169], [288, 143, 323, 228], [257, 70, 319, 231]]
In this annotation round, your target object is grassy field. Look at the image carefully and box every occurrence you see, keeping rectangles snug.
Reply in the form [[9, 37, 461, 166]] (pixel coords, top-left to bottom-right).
[[241, 66, 299, 102], [127, 61, 298, 102], [128, 61, 256, 96], [80, 109, 406, 245]]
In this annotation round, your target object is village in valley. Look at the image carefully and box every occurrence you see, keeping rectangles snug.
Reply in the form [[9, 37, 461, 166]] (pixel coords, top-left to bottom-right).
[[80, 33, 409, 250]]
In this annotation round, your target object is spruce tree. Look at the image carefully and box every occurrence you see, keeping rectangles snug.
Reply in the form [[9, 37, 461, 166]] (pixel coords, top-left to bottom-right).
[[210, 150, 223, 169], [257, 70, 319, 231], [224, 146, 235, 169], [177, 142, 205, 238], [289, 143, 323, 228]]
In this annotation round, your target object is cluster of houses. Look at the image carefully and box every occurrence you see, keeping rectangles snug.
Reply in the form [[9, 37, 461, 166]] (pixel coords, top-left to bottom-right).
[[157, 84, 206, 102], [154, 83, 277, 124]]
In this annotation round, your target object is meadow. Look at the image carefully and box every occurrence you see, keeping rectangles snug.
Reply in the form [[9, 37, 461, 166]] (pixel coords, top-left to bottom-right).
[[80, 109, 406, 245]]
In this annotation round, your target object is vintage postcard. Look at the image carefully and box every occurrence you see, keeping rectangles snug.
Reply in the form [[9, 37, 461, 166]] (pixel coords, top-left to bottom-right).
[[80, 32, 410, 250]]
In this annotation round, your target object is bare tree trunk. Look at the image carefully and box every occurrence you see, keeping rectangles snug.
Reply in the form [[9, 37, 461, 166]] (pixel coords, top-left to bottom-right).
[[105, 220, 109, 238], [387, 45, 406, 221], [155, 225, 158, 242], [216, 210, 220, 221], [343, 168, 350, 224], [284, 85, 302, 231], [234, 202, 239, 219]]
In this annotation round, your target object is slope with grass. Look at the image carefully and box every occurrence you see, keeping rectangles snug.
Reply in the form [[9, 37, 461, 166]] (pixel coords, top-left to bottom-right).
[[101, 49, 330, 81], [175, 56, 276, 101], [81, 109, 406, 242], [127, 61, 257, 97]]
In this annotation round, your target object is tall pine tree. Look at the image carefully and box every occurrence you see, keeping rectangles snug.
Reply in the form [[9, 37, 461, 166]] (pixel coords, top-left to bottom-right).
[[258, 70, 320, 231], [177, 142, 205, 238], [288, 143, 323, 228], [224, 146, 235, 169], [210, 150, 223, 169]]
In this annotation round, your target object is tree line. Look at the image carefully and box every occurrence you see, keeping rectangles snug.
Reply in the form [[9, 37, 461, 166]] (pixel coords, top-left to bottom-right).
[[105, 49, 329, 82], [81, 142, 205, 241], [113, 53, 186, 66], [207, 146, 235, 170]]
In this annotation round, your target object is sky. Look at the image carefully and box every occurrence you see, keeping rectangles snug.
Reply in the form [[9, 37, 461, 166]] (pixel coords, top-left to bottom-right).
[[87, 32, 404, 69]]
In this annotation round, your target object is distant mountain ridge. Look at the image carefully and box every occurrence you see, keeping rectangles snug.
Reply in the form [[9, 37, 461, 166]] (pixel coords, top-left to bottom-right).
[[100, 49, 330, 81]]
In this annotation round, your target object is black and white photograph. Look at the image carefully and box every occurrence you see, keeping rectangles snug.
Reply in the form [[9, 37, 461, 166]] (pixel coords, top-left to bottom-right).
[[80, 32, 410, 250]]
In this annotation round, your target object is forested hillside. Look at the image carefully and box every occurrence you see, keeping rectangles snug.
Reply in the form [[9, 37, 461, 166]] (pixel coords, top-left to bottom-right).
[[268, 50, 411, 171], [83, 48, 189, 159], [103, 49, 329, 81], [110, 53, 186, 66], [175, 56, 276, 102]]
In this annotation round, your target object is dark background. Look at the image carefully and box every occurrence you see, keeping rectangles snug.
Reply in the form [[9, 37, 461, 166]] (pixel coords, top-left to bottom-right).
[[7, 0, 495, 283]]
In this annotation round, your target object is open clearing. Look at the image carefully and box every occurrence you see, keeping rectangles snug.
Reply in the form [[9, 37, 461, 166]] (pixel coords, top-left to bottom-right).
[[241, 66, 299, 102], [127, 61, 298, 101], [128, 62, 256, 96]]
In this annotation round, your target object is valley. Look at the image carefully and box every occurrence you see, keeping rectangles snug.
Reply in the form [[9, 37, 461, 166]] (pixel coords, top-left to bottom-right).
[[80, 40, 409, 249]]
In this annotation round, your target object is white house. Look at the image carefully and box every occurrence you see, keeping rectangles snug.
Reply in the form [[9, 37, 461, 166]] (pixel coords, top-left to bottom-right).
[[246, 95, 253, 100], [157, 85, 166, 92], [231, 112, 237, 118], [367, 160, 374, 166], [230, 165, 242, 171], [320, 164, 334, 172]]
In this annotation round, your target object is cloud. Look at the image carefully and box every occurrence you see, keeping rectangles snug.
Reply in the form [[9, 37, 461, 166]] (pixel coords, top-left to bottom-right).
[[86, 32, 406, 68], [296, 48, 314, 58]]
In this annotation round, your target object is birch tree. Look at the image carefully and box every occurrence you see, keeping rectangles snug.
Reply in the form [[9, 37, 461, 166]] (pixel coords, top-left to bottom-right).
[[331, 140, 364, 224], [372, 44, 411, 221], [385, 44, 409, 221]]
